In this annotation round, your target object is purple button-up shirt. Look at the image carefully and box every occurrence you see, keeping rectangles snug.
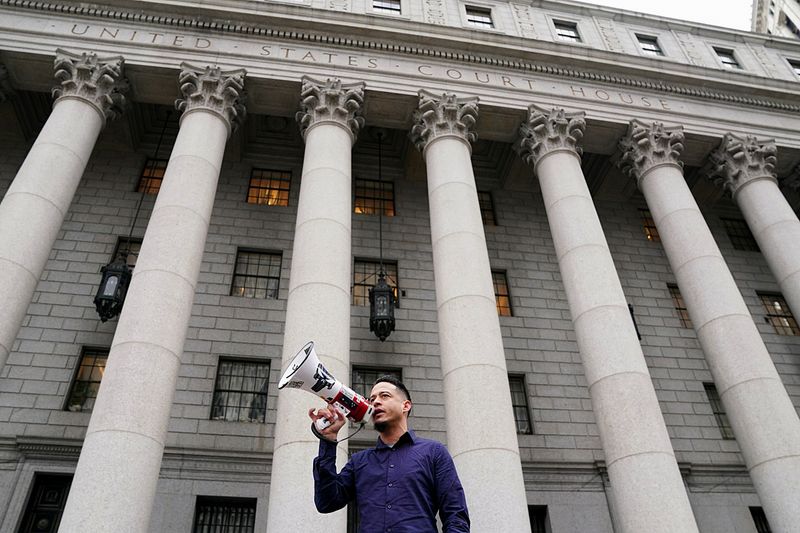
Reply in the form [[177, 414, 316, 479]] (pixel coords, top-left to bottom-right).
[[313, 429, 470, 533]]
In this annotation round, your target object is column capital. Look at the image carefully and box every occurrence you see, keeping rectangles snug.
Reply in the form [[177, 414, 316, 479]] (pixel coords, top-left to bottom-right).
[[516, 105, 585, 169], [52, 49, 127, 123], [410, 90, 478, 154], [617, 120, 685, 184], [176, 64, 247, 137], [706, 133, 778, 197], [295, 76, 365, 144]]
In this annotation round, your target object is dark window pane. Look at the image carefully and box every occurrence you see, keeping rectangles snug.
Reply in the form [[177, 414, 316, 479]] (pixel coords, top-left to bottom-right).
[[704, 383, 734, 439], [136, 158, 168, 195], [528, 505, 548, 533], [721, 218, 759, 251], [113, 237, 142, 269], [758, 293, 800, 335], [637, 34, 664, 56], [352, 260, 399, 306], [231, 250, 282, 300], [354, 178, 395, 216], [66, 348, 109, 413], [211, 359, 270, 423], [750, 507, 772, 533], [192, 497, 256, 533], [509, 375, 532, 434], [17, 474, 73, 533], [668, 284, 692, 328], [478, 191, 496, 225], [373, 0, 401, 12], [247, 169, 291, 206], [466, 6, 493, 28], [554, 21, 581, 42]]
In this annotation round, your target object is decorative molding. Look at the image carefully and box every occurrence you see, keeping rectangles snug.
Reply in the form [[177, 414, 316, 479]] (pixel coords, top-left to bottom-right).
[[423, 0, 447, 26], [51, 48, 127, 123], [510, 4, 538, 39], [674, 31, 704, 67], [2, 0, 799, 113], [516, 104, 586, 169], [327, 0, 351, 12], [596, 18, 624, 53], [410, 90, 478, 153], [706, 133, 778, 197], [617, 120, 685, 184], [175, 63, 247, 136], [295, 76, 365, 143]]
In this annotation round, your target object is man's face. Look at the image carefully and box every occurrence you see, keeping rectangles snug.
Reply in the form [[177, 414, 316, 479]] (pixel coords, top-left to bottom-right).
[[369, 382, 410, 433]]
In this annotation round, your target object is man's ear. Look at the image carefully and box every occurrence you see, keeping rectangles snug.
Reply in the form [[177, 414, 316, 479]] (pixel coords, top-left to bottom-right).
[[403, 400, 412, 415]]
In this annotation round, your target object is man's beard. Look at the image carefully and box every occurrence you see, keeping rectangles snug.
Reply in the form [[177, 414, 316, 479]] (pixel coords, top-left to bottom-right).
[[373, 420, 388, 433]]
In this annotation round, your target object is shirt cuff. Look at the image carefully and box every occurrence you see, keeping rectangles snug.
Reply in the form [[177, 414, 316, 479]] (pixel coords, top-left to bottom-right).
[[318, 438, 338, 457]]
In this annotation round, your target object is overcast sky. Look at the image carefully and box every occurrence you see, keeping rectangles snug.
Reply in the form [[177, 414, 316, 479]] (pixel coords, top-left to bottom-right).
[[582, 0, 754, 31]]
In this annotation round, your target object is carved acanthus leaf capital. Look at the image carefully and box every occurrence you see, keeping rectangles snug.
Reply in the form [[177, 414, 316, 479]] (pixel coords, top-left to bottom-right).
[[295, 77, 365, 143], [617, 120, 684, 184], [706, 133, 778, 197], [410, 90, 479, 152], [52, 49, 127, 123], [515, 105, 585, 168], [176, 64, 247, 136]]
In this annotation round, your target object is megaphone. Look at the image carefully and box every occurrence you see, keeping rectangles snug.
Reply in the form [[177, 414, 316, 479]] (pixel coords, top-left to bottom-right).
[[278, 341, 373, 437]]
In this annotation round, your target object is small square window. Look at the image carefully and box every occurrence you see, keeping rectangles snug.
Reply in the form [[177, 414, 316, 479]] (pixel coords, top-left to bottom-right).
[[247, 169, 290, 206], [354, 178, 395, 216], [373, 0, 401, 13], [210, 358, 270, 423], [231, 250, 282, 299], [714, 47, 742, 69], [637, 34, 664, 57], [668, 284, 692, 328], [66, 348, 109, 413], [721, 218, 759, 251], [789, 59, 800, 77], [704, 382, 734, 439], [554, 20, 581, 42], [192, 496, 257, 533], [136, 158, 168, 195], [465, 6, 493, 28], [352, 366, 402, 399], [113, 237, 142, 270], [478, 190, 496, 225], [639, 208, 660, 242], [529, 505, 549, 533], [758, 293, 800, 335], [509, 375, 532, 434], [492, 270, 512, 316], [353, 260, 399, 306], [750, 507, 773, 533]]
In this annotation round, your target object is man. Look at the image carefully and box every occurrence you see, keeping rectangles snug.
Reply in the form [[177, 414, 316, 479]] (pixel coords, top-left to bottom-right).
[[309, 375, 470, 532]]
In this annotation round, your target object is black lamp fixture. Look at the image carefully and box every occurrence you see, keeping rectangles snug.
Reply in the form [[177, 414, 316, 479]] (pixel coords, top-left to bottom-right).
[[368, 131, 396, 341], [94, 110, 171, 322]]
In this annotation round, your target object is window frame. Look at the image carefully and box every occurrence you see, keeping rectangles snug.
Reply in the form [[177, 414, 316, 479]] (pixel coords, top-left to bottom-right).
[[639, 208, 660, 242], [720, 217, 759, 252], [478, 190, 497, 226], [113, 236, 143, 270], [713, 47, 743, 70], [552, 19, 582, 43], [246, 168, 291, 207], [64, 347, 110, 413], [352, 258, 399, 307], [508, 374, 533, 435], [136, 157, 168, 195], [192, 496, 257, 533], [757, 292, 800, 336], [210, 357, 271, 423], [351, 366, 403, 400], [667, 283, 692, 329], [230, 249, 283, 300], [704, 382, 735, 439], [636, 34, 664, 57], [750, 506, 773, 533], [464, 4, 494, 28], [353, 177, 395, 217], [492, 270, 513, 317], [787, 58, 800, 78]]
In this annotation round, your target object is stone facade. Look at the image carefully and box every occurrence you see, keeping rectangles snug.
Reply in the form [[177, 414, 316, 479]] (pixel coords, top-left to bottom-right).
[[0, 1, 799, 532]]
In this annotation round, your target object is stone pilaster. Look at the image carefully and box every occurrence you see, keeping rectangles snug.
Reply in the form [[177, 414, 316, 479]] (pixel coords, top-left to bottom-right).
[[411, 91, 531, 533], [295, 76, 364, 143], [59, 64, 246, 533], [621, 120, 800, 533], [0, 49, 126, 374], [617, 119, 684, 183], [706, 133, 778, 197], [266, 77, 363, 533], [518, 108, 698, 533]]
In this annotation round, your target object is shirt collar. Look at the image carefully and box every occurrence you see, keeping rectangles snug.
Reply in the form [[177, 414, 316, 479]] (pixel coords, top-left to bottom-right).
[[375, 428, 417, 449]]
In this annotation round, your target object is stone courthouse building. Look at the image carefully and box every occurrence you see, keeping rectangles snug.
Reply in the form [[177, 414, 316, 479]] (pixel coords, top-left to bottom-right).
[[1, 0, 800, 531]]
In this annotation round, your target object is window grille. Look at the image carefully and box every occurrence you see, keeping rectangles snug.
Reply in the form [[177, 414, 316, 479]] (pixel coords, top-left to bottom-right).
[[373, 0, 401, 13], [493, 270, 512, 316], [478, 190, 496, 225], [509, 375, 532, 434], [637, 34, 664, 56], [66, 348, 109, 413], [465, 6, 493, 28], [715, 47, 742, 69], [210, 359, 270, 423], [136, 158, 168, 195], [758, 292, 800, 335], [351, 366, 402, 399], [192, 497, 257, 533], [668, 284, 692, 328], [721, 218, 759, 251], [554, 20, 581, 42], [231, 250, 282, 299], [246, 169, 291, 206], [352, 259, 399, 306], [354, 178, 395, 216], [750, 507, 772, 533], [639, 208, 660, 242], [704, 383, 734, 439]]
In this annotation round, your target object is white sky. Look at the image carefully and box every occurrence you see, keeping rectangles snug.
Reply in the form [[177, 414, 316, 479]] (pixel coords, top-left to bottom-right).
[[580, 0, 754, 31]]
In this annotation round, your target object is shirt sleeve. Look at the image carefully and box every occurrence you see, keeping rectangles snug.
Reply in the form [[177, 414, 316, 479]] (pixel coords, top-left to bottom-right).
[[433, 444, 471, 533], [312, 438, 356, 514]]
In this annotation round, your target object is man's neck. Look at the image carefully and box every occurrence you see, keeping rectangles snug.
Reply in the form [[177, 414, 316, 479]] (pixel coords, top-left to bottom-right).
[[378, 422, 408, 446]]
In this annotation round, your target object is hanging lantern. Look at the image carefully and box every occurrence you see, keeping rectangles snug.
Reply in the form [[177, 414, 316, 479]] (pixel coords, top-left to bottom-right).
[[369, 271, 395, 341], [94, 253, 132, 322]]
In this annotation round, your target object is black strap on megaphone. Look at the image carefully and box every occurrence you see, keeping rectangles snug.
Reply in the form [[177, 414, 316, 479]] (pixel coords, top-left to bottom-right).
[[311, 421, 366, 444]]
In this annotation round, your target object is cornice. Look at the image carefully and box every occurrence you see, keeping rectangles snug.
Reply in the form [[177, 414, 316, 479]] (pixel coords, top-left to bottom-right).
[[2, 0, 800, 113]]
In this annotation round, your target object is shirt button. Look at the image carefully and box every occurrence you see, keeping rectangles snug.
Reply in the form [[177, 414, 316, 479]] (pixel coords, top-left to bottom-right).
[[388, 483, 393, 487], [387, 504, 392, 509], [389, 464, 394, 468]]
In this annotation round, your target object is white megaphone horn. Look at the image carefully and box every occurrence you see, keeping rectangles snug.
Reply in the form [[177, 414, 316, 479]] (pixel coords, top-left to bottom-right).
[[278, 341, 373, 437]]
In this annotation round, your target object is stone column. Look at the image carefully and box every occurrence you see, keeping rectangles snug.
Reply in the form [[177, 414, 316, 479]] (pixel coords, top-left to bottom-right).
[[59, 64, 246, 533], [619, 121, 800, 533], [410, 91, 531, 533], [0, 49, 125, 373], [517, 107, 698, 533], [266, 77, 364, 533], [707, 134, 800, 319]]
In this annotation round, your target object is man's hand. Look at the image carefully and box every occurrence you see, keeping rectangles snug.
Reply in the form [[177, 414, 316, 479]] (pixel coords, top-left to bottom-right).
[[308, 405, 346, 441]]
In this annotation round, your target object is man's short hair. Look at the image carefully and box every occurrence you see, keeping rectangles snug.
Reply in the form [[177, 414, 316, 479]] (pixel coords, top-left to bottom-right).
[[373, 375, 412, 403]]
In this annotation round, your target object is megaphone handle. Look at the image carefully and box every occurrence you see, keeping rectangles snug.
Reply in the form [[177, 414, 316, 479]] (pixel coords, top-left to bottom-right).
[[315, 416, 333, 432]]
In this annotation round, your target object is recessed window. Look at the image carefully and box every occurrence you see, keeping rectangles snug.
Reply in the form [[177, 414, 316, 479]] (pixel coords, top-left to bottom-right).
[[136, 158, 168, 195], [113, 237, 142, 270], [529, 505, 549, 533], [721, 218, 759, 252], [786, 15, 800, 37], [247, 168, 290, 206], [373, 0, 401, 13], [758, 292, 800, 335], [554, 20, 581, 42], [66, 347, 108, 413], [352, 366, 402, 399], [750, 507, 773, 533], [18, 474, 72, 533], [492, 270, 512, 316], [704, 382, 734, 439], [668, 284, 692, 328], [478, 190, 496, 225], [508, 375, 532, 434], [353, 259, 399, 306], [637, 34, 664, 57], [639, 208, 660, 242], [231, 250, 282, 299], [714, 47, 742, 69], [354, 178, 395, 216], [210, 358, 270, 423], [192, 496, 257, 533], [789, 59, 800, 77], [465, 6, 493, 28]]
